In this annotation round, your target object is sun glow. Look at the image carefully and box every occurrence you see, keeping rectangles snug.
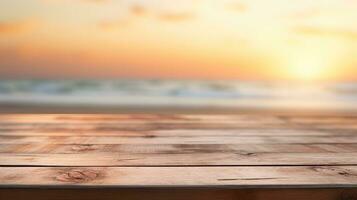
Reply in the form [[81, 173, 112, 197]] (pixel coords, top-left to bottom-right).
[[291, 60, 327, 81], [281, 38, 345, 81], [287, 48, 329, 81]]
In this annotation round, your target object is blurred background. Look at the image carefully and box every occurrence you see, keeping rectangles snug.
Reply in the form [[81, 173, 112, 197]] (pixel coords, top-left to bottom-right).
[[0, 0, 356, 113]]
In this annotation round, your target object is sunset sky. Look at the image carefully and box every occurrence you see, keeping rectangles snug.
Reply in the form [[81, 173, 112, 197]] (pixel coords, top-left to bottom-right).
[[0, 0, 356, 81]]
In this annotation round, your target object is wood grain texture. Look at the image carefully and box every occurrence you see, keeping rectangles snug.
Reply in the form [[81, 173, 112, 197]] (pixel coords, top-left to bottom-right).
[[3, 135, 357, 144], [2, 153, 357, 166], [0, 114, 357, 194], [1, 166, 357, 187], [2, 143, 357, 154]]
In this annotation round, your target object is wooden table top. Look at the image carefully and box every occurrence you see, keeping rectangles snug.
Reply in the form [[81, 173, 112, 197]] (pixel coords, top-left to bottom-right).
[[1, 114, 357, 188]]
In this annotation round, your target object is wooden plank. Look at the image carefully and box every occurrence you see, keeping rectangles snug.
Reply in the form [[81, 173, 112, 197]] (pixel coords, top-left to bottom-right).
[[2, 153, 357, 166], [286, 116, 357, 124], [1, 115, 357, 132], [1, 135, 357, 144], [2, 114, 357, 125], [0, 114, 322, 132], [1, 188, 357, 200], [2, 143, 357, 154], [1, 166, 357, 186], [0, 129, 340, 137]]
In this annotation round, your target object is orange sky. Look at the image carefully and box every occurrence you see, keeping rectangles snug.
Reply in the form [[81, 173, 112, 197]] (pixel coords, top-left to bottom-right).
[[0, 0, 356, 81]]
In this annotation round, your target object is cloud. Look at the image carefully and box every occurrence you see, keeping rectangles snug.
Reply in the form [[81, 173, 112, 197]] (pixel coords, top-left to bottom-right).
[[130, 4, 194, 22], [129, 3, 195, 22], [97, 3, 195, 30], [227, 3, 248, 13], [295, 26, 357, 40], [157, 12, 195, 22], [130, 5, 147, 16], [96, 4, 144, 30], [0, 20, 35, 34]]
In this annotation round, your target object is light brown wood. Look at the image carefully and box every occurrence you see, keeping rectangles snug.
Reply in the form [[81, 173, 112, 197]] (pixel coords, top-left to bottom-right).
[[2, 143, 357, 154], [2, 135, 357, 144], [1, 114, 357, 199], [0, 129, 337, 136], [2, 152, 357, 166], [1, 166, 357, 186]]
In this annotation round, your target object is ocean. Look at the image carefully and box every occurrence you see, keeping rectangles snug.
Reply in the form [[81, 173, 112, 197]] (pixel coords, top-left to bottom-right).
[[1, 79, 357, 111]]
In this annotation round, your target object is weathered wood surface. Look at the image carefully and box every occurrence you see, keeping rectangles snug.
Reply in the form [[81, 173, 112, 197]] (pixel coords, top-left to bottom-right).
[[0, 114, 357, 193], [1, 166, 357, 186]]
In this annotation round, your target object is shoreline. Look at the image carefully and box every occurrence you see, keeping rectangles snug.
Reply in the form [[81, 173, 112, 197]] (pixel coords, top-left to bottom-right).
[[1, 103, 357, 116]]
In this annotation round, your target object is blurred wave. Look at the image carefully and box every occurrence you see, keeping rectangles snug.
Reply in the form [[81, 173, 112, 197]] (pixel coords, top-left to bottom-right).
[[0, 79, 357, 110]]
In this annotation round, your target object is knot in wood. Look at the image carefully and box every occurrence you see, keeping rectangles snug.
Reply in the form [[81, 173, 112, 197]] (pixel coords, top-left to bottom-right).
[[310, 166, 357, 177], [236, 151, 256, 156], [56, 169, 100, 183]]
